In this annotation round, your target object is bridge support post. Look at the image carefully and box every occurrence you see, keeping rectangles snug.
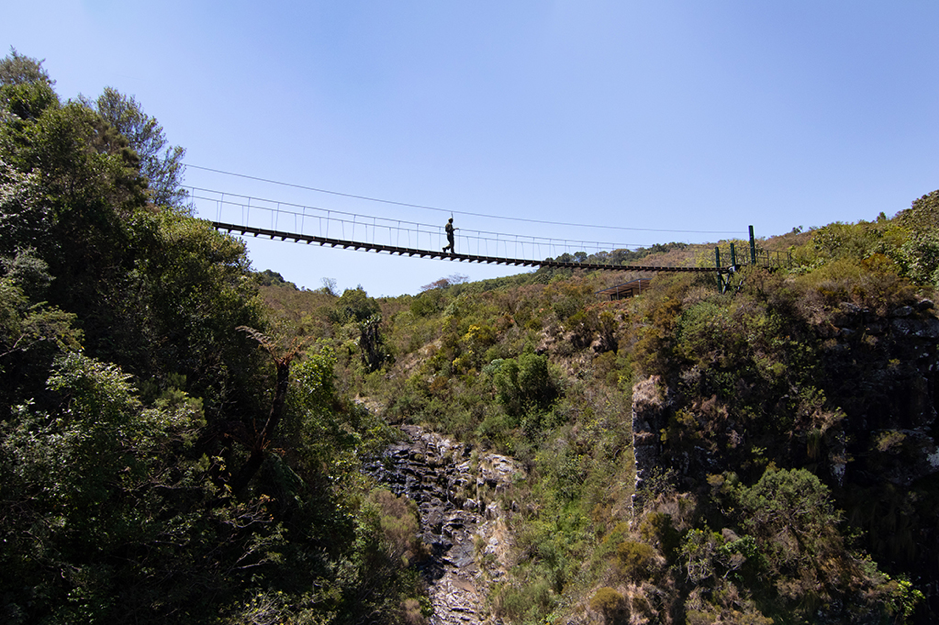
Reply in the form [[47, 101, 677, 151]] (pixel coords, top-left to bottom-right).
[[749, 225, 756, 265], [715, 247, 726, 293]]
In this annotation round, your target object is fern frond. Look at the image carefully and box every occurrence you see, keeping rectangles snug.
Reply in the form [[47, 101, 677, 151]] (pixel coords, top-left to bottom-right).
[[236, 325, 275, 353]]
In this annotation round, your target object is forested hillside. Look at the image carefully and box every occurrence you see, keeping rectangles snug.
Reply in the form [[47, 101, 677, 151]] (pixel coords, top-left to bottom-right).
[[260, 195, 939, 624], [2, 49, 938, 625], [0, 51, 426, 624]]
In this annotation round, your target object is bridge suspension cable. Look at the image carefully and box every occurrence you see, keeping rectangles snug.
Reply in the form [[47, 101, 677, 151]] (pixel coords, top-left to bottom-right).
[[184, 164, 747, 236], [188, 187, 663, 263]]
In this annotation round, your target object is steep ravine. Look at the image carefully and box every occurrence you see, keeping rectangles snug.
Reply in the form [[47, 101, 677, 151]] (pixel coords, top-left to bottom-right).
[[364, 425, 524, 625]]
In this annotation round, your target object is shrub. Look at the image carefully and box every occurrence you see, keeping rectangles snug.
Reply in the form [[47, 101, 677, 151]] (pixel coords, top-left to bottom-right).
[[680, 528, 720, 584], [728, 467, 905, 616], [332, 286, 381, 323], [402, 597, 427, 625], [615, 540, 658, 581], [794, 256, 916, 316], [639, 512, 680, 560], [896, 231, 939, 286], [735, 468, 843, 571], [590, 587, 627, 623], [492, 352, 558, 418], [495, 580, 554, 622], [368, 488, 424, 565]]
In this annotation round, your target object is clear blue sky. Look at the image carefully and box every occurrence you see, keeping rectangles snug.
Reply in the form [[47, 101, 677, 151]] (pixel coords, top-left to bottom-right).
[[4, 2, 938, 296]]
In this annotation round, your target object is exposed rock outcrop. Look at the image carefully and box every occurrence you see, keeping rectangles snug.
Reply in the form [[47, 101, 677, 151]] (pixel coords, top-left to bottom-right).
[[631, 375, 668, 506], [364, 425, 524, 625]]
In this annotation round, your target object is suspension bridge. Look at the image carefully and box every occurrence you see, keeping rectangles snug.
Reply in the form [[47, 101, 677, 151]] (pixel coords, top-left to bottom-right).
[[192, 187, 776, 275]]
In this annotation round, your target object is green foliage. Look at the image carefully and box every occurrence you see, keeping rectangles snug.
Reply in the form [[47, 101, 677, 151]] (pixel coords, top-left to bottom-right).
[[787, 194, 939, 293], [16, 122, 926, 624], [1, 246, 52, 296], [614, 540, 658, 581], [0, 49, 58, 125], [684, 581, 773, 625], [0, 78, 59, 121], [410, 288, 444, 316], [679, 527, 723, 584], [0, 353, 224, 623], [895, 189, 939, 232], [734, 467, 817, 540], [723, 467, 906, 619], [320, 287, 391, 372], [542, 241, 690, 269], [884, 576, 926, 620], [675, 299, 743, 368], [15, 353, 143, 512], [589, 587, 626, 623], [83, 87, 188, 208], [313, 195, 939, 623], [0, 160, 48, 267], [120, 211, 267, 415], [333, 286, 381, 324], [735, 468, 842, 562], [292, 345, 337, 413], [284, 345, 368, 474], [7, 99, 145, 215], [638, 512, 680, 560], [256, 268, 293, 287], [629, 273, 694, 377], [0, 47, 53, 86], [897, 230, 939, 286], [794, 256, 916, 315], [360, 313, 391, 371], [0, 54, 420, 624], [367, 488, 424, 565], [495, 580, 555, 623], [0, 277, 81, 417], [811, 221, 888, 261], [491, 352, 557, 419]]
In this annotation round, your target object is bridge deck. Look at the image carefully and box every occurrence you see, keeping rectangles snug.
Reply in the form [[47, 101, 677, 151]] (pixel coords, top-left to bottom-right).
[[212, 221, 718, 273]]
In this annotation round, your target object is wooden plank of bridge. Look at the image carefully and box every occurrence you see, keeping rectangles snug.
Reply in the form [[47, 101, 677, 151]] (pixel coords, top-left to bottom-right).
[[210, 221, 719, 274]]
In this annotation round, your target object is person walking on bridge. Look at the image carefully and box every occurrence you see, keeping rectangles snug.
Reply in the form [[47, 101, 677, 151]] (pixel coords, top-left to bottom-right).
[[442, 217, 458, 253]]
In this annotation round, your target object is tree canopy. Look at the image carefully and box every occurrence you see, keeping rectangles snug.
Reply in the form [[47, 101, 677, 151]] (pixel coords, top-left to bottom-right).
[[0, 50, 421, 624]]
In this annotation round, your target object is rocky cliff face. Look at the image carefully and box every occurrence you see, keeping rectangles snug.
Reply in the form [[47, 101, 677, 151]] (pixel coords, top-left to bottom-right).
[[630, 303, 939, 618], [824, 303, 939, 488], [630, 375, 668, 502], [364, 425, 524, 625], [632, 305, 939, 493]]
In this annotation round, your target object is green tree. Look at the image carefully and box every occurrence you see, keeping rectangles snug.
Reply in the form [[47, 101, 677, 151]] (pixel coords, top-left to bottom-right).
[[333, 286, 382, 323], [0, 158, 47, 259], [83, 87, 188, 208], [492, 352, 557, 418], [0, 79, 59, 121], [0, 96, 145, 281], [736, 468, 844, 573], [733, 468, 903, 618], [0, 276, 81, 418], [123, 211, 266, 412], [0, 47, 52, 86], [0, 50, 58, 123], [893, 190, 939, 286], [895, 189, 939, 232], [0, 51, 422, 625]]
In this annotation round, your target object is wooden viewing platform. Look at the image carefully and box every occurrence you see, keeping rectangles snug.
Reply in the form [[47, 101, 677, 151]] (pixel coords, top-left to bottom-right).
[[596, 278, 654, 300]]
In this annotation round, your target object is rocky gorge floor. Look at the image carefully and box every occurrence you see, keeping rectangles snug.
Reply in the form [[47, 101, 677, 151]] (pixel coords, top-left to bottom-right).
[[363, 425, 525, 625]]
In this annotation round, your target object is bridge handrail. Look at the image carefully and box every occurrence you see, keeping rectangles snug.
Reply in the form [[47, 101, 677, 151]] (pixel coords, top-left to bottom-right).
[[211, 221, 719, 273]]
